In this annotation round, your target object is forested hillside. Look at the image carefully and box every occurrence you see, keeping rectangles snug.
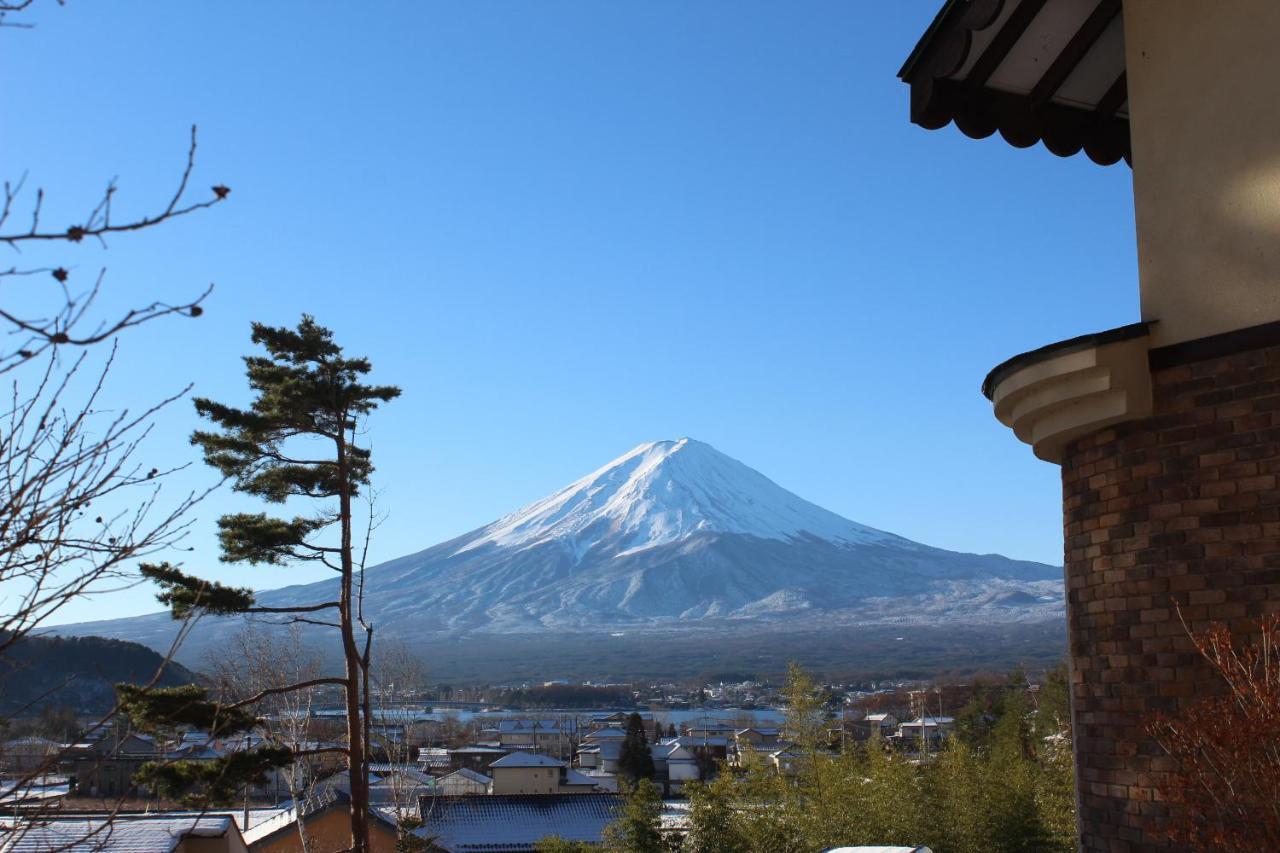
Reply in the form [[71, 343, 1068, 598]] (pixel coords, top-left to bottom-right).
[[0, 633, 201, 717]]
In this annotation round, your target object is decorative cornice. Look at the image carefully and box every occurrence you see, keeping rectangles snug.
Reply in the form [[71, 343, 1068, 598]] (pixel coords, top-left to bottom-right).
[[986, 323, 1154, 463]]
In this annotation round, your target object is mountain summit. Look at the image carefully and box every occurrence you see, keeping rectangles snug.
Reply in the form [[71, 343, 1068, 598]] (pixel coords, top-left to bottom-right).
[[59, 438, 1063, 655], [458, 438, 898, 561]]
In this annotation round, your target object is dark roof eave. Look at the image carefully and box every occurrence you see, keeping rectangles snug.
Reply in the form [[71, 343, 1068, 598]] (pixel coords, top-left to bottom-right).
[[898, 0, 964, 79], [981, 321, 1154, 400]]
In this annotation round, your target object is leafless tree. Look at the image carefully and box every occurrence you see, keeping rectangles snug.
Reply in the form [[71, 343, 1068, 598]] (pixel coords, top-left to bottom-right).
[[0, 0, 230, 845], [206, 625, 330, 852], [369, 639, 429, 825]]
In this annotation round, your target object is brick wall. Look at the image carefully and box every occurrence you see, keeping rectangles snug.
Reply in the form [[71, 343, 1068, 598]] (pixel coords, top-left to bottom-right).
[[1062, 342, 1280, 851]]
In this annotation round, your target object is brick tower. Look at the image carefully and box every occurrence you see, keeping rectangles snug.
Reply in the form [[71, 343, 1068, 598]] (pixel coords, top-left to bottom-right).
[[900, 2, 1280, 849]]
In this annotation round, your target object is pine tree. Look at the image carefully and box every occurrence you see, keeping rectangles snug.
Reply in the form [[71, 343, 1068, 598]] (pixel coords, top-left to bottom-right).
[[118, 317, 399, 853], [617, 711, 655, 781]]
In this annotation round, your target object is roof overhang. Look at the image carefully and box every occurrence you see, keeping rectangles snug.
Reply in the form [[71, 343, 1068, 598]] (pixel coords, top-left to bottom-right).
[[899, 0, 1130, 166]]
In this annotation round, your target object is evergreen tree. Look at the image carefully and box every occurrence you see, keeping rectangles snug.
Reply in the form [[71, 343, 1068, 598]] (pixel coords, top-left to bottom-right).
[[653, 719, 664, 744], [618, 711, 655, 781], [667, 723, 677, 738], [118, 317, 399, 853]]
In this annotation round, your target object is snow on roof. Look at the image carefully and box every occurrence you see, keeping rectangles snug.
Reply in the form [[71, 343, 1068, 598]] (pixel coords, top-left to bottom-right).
[[562, 769, 599, 787], [671, 736, 729, 747], [901, 717, 954, 727], [441, 767, 492, 784], [497, 719, 566, 733], [866, 713, 896, 722], [450, 745, 507, 754], [489, 750, 564, 769], [2, 815, 237, 852], [583, 727, 626, 740], [417, 794, 622, 851]]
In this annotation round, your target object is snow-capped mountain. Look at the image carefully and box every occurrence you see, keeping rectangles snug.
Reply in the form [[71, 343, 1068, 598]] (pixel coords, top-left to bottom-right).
[[56, 438, 1063, 654]]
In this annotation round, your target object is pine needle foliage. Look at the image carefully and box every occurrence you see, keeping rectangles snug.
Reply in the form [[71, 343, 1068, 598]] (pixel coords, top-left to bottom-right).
[[618, 711, 656, 781], [120, 316, 399, 852]]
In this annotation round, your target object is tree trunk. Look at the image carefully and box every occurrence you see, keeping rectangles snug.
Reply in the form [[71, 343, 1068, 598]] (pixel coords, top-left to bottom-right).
[[337, 435, 370, 853]]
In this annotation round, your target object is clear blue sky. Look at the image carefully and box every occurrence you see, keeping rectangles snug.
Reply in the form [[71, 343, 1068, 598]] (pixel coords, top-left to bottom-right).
[[3, 2, 1138, 625]]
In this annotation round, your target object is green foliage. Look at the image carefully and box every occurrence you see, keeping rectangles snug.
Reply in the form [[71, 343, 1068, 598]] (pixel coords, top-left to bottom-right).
[[190, 316, 399, 505], [682, 663, 1077, 853], [134, 745, 294, 807], [534, 838, 595, 853], [782, 661, 827, 753], [133, 316, 398, 852], [116, 684, 259, 738], [139, 562, 256, 617], [603, 778, 668, 853], [618, 711, 655, 781], [214, 513, 328, 565]]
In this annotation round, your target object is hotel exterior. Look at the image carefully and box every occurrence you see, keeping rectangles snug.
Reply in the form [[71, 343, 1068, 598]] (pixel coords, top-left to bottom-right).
[[902, 1, 1280, 849]]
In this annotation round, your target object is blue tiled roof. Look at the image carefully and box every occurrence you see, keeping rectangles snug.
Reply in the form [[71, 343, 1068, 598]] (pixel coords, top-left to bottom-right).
[[489, 751, 563, 768], [1, 816, 236, 852], [417, 794, 622, 852]]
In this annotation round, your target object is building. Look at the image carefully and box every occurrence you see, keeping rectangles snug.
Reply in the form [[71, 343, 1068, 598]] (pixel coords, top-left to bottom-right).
[[900, 1, 1280, 847], [487, 751, 600, 796], [64, 732, 163, 798], [447, 745, 507, 774], [435, 767, 492, 796], [0, 737, 60, 774], [651, 740, 700, 786], [495, 719, 573, 754], [733, 727, 782, 750], [414, 794, 622, 852], [895, 717, 955, 747], [242, 787, 400, 853], [1, 815, 249, 853]]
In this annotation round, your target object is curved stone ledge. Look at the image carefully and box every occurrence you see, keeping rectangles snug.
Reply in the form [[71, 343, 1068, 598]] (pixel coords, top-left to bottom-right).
[[983, 322, 1154, 462]]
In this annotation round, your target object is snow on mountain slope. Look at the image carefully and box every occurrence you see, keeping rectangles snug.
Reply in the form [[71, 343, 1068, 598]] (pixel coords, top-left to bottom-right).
[[456, 438, 899, 558], [54, 438, 1065, 653]]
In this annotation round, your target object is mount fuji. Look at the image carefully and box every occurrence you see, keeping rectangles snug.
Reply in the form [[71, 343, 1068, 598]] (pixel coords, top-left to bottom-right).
[[55, 439, 1065, 667]]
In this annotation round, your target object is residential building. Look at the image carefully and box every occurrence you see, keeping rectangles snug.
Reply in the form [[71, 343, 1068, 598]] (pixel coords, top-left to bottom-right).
[[895, 717, 955, 747], [0, 737, 60, 774], [447, 745, 507, 774], [496, 719, 573, 754], [435, 768, 491, 796], [414, 794, 622, 852], [487, 751, 598, 795], [242, 786, 399, 853], [0, 815, 248, 853]]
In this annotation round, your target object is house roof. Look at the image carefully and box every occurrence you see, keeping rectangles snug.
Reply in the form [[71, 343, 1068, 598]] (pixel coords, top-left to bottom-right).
[[0, 815, 240, 852], [489, 751, 564, 769], [899, 0, 1129, 165], [242, 784, 399, 847], [450, 745, 507, 756], [562, 769, 599, 787], [497, 719, 566, 733], [583, 727, 626, 741], [441, 767, 492, 785], [416, 794, 622, 852], [901, 717, 955, 727]]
